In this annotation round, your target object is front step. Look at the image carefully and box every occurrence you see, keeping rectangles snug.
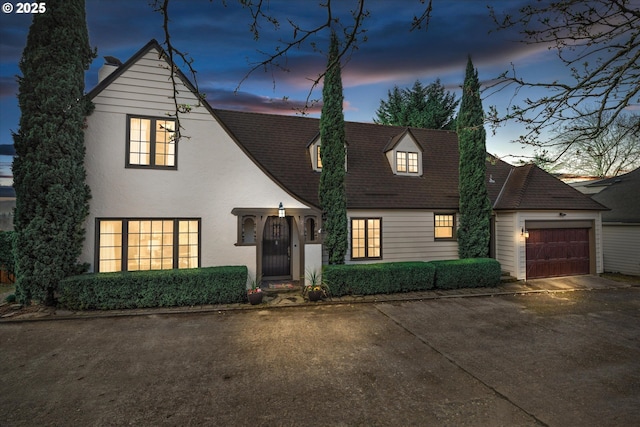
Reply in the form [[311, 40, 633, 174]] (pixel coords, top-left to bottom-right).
[[500, 271, 518, 283], [261, 280, 302, 296]]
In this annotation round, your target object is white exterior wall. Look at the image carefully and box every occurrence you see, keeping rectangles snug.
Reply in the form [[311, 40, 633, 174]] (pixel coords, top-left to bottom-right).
[[602, 224, 640, 275], [494, 212, 517, 276], [304, 243, 324, 284], [82, 49, 317, 280], [496, 210, 604, 280], [345, 210, 458, 264]]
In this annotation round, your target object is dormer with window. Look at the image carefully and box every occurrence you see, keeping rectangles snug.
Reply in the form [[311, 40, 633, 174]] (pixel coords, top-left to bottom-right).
[[307, 134, 347, 172], [384, 129, 423, 176]]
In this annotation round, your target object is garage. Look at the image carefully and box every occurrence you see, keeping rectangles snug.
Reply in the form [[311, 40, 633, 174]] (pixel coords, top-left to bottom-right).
[[526, 228, 590, 279]]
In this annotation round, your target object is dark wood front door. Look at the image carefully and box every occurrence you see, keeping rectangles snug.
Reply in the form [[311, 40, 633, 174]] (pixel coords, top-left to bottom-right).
[[526, 228, 590, 279], [262, 216, 291, 278]]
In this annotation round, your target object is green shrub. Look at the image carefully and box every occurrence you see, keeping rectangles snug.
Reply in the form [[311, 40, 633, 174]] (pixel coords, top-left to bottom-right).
[[432, 258, 501, 289], [324, 262, 436, 296], [58, 266, 248, 310], [5, 293, 16, 303]]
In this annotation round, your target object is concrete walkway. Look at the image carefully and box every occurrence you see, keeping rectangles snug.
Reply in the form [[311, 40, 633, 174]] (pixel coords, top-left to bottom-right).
[[1, 274, 635, 322]]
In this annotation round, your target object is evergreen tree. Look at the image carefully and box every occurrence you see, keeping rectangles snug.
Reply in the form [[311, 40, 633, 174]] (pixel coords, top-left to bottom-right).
[[374, 79, 458, 130], [12, 0, 95, 304], [319, 31, 348, 265], [374, 86, 406, 126], [404, 81, 429, 128], [456, 57, 492, 259]]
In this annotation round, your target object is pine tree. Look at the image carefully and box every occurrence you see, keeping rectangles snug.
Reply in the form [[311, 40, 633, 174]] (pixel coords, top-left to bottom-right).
[[374, 86, 406, 126], [374, 79, 458, 130], [12, 0, 95, 304], [456, 57, 491, 259], [319, 31, 348, 265]]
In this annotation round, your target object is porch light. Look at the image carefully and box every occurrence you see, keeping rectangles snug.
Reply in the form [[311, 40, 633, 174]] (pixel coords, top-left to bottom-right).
[[521, 228, 529, 239], [278, 202, 285, 218]]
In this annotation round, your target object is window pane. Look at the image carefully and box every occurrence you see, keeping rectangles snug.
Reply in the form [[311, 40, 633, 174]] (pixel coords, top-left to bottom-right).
[[127, 219, 173, 271], [408, 152, 418, 173], [396, 152, 407, 172], [317, 145, 322, 169], [98, 220, 122, 273], [435, 214, 454, 239], [367, 219, 381, 257], [155, 120, 176, 167], [178, 220, 198, 269], [129, 118, 151, 165], [351, 219, 366, 258]]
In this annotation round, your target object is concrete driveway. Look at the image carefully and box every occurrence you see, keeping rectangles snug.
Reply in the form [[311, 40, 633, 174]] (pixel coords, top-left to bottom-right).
[[1, 284, 639, 426]]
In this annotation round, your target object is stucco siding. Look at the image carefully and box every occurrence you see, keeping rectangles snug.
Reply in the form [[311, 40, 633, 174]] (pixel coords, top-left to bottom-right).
[[82, 49, 312, 279], [602, 224, 640, 276], [345, 210, 458, 264]]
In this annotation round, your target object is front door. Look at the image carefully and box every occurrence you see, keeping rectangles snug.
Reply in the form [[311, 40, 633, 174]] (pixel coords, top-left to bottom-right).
[[262, 216, 291, 278]]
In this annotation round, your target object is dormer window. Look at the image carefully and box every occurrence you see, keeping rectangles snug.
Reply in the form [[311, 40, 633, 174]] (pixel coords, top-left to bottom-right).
[[384, 129, 423, 176], [308, 135, 347, 172], [396, 151, 419, 174]]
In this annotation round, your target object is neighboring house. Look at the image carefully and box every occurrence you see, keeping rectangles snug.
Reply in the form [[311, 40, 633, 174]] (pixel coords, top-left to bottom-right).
[[80, 40, 607, 283], [589, 168, 640, 276]]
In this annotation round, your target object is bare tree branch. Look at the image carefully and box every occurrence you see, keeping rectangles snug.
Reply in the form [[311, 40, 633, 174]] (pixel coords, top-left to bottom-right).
[[151, 0, 207, 143], [486, 0, 640, 152], [153, 0, 434, 125]]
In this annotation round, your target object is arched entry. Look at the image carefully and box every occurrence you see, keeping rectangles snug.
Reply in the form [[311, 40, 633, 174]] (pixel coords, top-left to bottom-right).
[[262, 216, 291, 278]]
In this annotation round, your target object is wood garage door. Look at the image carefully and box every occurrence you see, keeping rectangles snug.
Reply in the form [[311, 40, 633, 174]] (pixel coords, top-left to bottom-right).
[[526, 228, 590, 279]]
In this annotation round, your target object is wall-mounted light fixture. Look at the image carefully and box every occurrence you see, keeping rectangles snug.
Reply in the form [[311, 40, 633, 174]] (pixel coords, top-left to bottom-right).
[[521, 228, 529, 239], [278, 202, 285, 218]]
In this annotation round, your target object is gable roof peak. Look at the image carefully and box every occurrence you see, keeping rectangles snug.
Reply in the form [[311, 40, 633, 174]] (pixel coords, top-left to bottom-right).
[[383, 127, 423, 153]]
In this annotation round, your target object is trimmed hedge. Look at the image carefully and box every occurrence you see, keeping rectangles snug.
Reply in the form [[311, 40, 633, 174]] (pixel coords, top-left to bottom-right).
[[324, 262, 436, 297], [59, 266, 248, 310], [432, 258, 501, 289]]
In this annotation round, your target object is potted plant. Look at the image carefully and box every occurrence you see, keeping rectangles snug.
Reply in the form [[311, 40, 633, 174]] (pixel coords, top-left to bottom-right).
[[247, 275, 263, 305], [303, 269, 330, 302]]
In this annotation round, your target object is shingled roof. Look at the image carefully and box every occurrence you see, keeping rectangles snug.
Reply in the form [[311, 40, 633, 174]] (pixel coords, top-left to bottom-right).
[[591, 167, 640, 223], [493, 163, 607, 211], [213, 109, 603, 212], [92, 40, 603, 214]]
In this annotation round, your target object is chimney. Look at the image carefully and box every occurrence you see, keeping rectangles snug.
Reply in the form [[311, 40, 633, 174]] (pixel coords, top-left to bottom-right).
[[98, 56, 122, 83]]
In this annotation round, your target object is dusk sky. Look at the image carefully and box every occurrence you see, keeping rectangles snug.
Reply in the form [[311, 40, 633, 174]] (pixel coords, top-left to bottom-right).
[[0, 0, 582, 184]]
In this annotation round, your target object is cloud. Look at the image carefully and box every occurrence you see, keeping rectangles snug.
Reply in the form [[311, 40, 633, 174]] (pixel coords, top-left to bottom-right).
[[0, 145, 15, 156], [203, 87, 322, 115], [0, 76, 17, 98]]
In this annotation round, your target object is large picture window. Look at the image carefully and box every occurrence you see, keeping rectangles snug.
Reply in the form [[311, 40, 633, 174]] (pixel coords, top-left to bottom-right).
[[434, 214, 455, 240], [351, 218, 381, 259], [127, 116, 176, 169], [97, 218, 199, 272]]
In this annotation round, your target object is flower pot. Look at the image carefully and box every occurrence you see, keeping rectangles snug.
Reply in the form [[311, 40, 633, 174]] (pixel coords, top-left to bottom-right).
[[307, 289, 323, 302], [248, 292, 263, 305]]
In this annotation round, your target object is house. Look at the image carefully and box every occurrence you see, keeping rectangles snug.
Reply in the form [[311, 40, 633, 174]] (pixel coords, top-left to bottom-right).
[[588, 168, 640, 276], [80, 40, 607, 284]]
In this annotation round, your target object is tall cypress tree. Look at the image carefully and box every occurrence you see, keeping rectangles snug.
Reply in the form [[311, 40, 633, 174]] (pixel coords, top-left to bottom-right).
[[13, 0, 95, 304], [456, 57, 491, 259], [319, 31, 348, 264]]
